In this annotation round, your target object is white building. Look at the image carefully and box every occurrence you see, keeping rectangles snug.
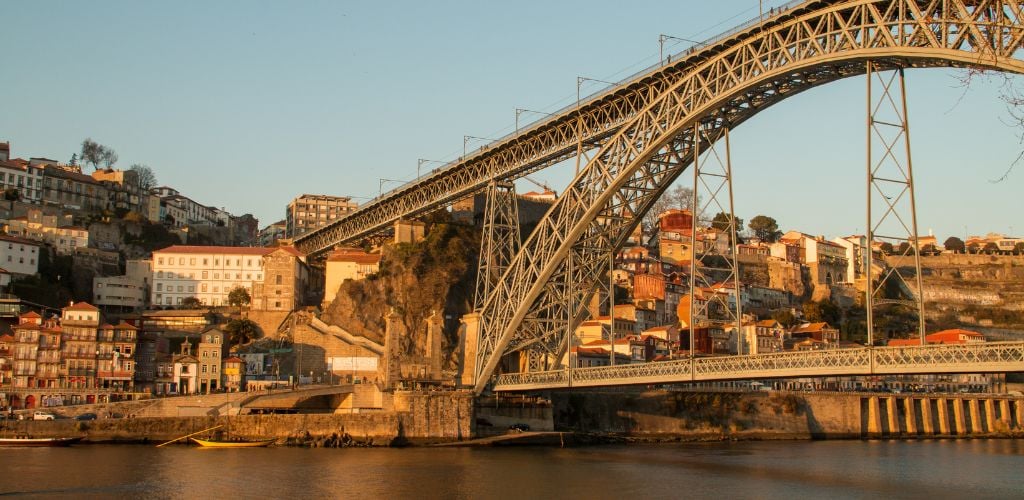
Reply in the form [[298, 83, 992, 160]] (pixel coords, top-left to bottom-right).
[[94, 260, 152, 311], [0, 235, 41, 276], [0, 158, 44, 204], [324, 247, 381, 306], [150, 245, 307, 309]]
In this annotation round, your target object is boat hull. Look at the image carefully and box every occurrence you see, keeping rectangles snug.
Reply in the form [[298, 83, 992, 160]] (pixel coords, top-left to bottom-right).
[[191, 438, 275, 448], [0, 437, 83, 447]]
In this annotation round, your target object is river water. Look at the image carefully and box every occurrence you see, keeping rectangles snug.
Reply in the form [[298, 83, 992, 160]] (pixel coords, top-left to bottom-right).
[[1, 440, 1021, 499]]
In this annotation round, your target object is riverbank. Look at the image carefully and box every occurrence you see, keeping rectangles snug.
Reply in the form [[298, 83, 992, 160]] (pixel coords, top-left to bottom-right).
[[4, 390, 1022, 447]]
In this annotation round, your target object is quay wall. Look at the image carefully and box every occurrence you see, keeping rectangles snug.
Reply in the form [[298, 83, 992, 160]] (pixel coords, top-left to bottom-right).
[[3, 391, 473, 445], [552, 390, 1024, 439]]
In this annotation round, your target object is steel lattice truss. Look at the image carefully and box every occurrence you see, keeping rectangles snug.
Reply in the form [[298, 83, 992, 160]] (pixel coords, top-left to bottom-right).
[[474, 182, 521, 310], [473, 0, 1024, 393], [492, 341, 1024, 391]]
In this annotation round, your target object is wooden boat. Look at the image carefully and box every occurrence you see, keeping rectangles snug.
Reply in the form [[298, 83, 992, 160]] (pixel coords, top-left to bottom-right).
[[190, 437, 275, 448], [0, 436, 83, 447]]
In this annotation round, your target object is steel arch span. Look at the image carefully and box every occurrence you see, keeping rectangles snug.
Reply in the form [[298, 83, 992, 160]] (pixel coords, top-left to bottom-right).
[[471, 0, 1024, 393]]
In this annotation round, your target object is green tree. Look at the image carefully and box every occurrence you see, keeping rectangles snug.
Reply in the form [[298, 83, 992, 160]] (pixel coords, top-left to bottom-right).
[[897, 242, 911, 255], [879, 242, 894, 255], [802, 300, 839, 325], [4, 188, 19, 209], [223, 318, 260, 349], [967, 243, 980, 254], [643, 184, 696, 234], [920, 244, 938, 256], [180, 296, 203, 309], [1014, 242, 1024, 256], [711, 212, 744, 233], [747, 215, 781, 242], [227, 286, 251, 312], [983, 242, 1000, 254], [943, 236, 965, 254]]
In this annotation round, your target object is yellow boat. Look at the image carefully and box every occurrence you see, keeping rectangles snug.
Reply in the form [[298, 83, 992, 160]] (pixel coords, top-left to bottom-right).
[[190, 437, 275, 448]]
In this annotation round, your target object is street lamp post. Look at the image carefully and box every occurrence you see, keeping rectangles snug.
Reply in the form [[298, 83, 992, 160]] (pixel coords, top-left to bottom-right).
[[417, 158, 444, 178], [516, 108, 557, 133], [379, 178, 402, 197], [658, 34, 708, 66], [463, 135, 497, 158]]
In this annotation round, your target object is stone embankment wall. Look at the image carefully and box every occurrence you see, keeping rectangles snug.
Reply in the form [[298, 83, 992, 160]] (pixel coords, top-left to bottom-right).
[[4, 391, 473, 445], [553, 389, 1024, 439]]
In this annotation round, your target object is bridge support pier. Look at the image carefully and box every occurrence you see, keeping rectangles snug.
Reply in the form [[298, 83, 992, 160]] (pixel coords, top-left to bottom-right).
[[866, 396, 882, 437], [903, 398, 917, 436], [998, 399, 1011, 430], [458, 313, 481, 388], [864, 62, 926, 346], [1017, 400, 1024, 429], [936, 398, 950, 435], [886, 397, 899, 435], [920, 398, 934, 435], [968, 398, 982, 434], [984, 399, 997, 433], [953, 398, 967, 435]]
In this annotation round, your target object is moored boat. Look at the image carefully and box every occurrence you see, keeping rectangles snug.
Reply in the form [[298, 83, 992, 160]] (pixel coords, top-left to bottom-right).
[[190, 437, 275, 448], [0, 436, 83, 447]]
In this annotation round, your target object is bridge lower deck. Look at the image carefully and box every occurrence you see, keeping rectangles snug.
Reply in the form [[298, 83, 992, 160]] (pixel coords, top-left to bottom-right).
[[493, 342, 1024, 392]]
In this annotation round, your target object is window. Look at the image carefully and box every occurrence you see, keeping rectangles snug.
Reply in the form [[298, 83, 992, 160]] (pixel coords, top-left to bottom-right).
[[157, 271, 164, 278], [202, 271, 208, 279], [214, 273, 220, 279], [188, 286, 195, 293], [179, 258, 185, 265], [156, 284, 162, 291], [177, 286, 183, 292], [214, 259, 219, 266], [203, 259, 208, 265], [202, 365, 207, 373], [201, 284, 207, 292], [213, 365, 217, 373], [190, 258, 196, 265], [275, 275, 283, 285]]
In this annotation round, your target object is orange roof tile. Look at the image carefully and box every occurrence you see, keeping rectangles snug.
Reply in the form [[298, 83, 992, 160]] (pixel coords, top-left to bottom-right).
[[64, 302, 99, 312]]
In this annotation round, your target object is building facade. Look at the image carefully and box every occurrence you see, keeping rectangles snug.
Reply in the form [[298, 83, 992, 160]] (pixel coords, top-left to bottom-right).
[[285, 194, 357, 238]]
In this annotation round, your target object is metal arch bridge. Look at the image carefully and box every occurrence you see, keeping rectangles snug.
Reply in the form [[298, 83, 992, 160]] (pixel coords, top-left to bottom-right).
[[293, 0, 1024, 394]]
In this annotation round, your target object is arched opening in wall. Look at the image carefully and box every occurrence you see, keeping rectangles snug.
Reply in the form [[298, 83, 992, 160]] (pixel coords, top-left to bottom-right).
[[24, 395, 35, 409], [825, 273, 833, 285]]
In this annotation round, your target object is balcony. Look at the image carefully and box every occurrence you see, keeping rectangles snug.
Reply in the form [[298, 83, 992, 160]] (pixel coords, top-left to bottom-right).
[[97, 371, 133, 379]]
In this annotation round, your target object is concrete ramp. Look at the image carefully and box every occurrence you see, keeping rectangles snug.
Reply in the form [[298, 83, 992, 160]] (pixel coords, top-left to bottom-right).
[[309, 317, 384, 356]]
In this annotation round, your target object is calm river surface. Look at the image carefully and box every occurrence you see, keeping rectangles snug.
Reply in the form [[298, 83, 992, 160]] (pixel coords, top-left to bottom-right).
[[1, 440, 1022, 499]]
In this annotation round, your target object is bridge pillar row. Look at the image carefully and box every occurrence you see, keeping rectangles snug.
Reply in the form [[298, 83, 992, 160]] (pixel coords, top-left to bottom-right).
[[984, 399, 997, 433], [458, 312, 481, 388]]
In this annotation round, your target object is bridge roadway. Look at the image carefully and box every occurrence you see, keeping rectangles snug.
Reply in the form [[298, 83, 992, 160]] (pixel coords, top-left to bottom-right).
[[492, 342, 1024, 392]]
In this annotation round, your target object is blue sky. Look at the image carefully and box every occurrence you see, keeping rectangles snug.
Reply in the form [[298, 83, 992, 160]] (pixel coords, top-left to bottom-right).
[[2, 1, 1020, 242]]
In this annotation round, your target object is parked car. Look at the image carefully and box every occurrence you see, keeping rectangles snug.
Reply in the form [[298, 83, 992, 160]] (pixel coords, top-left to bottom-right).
[[75, 413, 98, 421], [32, 411, 56, 421], [508, 423, 530, 432]]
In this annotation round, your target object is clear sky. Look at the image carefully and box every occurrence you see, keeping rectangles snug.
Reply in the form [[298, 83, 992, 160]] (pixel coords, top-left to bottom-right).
[[2, 1, 1020, 242]]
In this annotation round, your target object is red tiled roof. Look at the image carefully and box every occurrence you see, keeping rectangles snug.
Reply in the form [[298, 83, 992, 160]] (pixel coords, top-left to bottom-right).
[[154, 245, 279, 256], [0, 234, 42, 247], [223, 356, 244, 363], [327, 248, 380, 264], [0, 334, 14, 342], [64, 302, 99, 312], [20, 311, 41, 319]]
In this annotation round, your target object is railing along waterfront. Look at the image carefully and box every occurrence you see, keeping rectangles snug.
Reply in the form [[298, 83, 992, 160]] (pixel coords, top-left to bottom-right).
[[493, 342, 1024, 391]]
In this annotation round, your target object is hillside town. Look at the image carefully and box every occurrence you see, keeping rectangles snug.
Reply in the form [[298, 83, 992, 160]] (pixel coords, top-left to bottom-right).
[[0, 138, 1020, 413]]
